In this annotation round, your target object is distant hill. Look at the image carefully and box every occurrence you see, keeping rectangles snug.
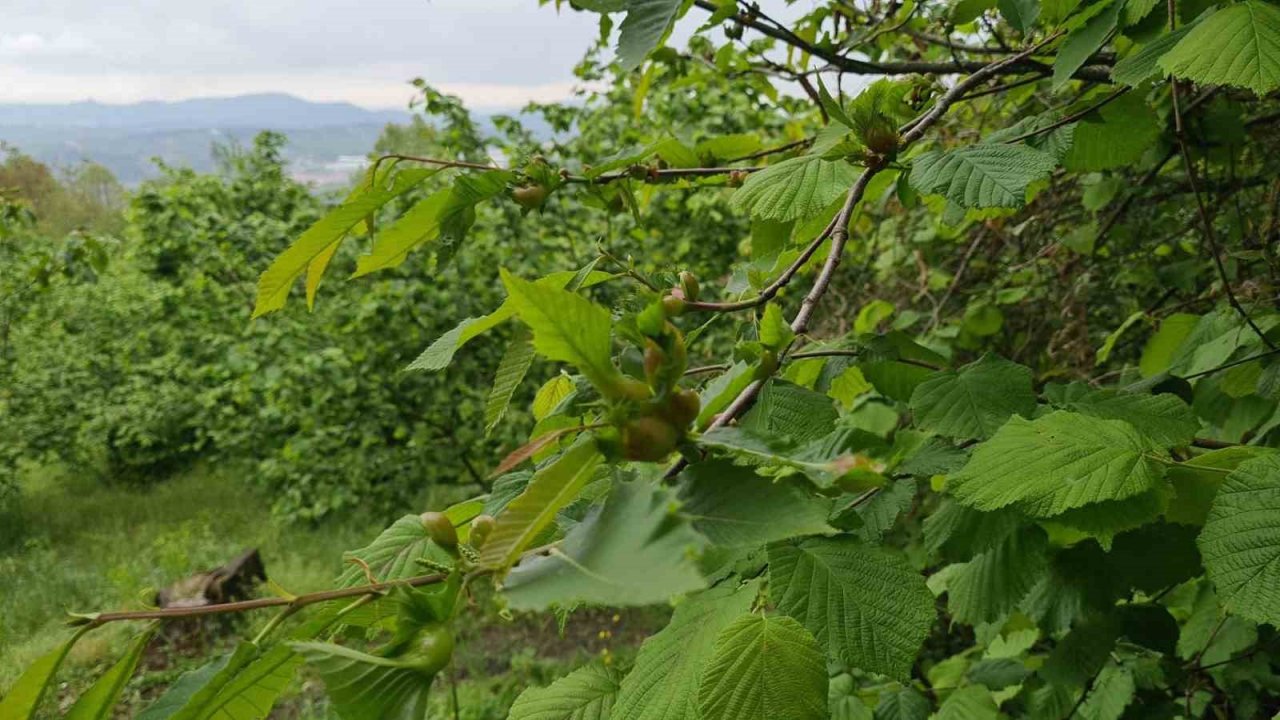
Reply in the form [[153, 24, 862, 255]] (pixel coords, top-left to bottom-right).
[[0, 93, 411, 130], [0, 94, 532, 187]]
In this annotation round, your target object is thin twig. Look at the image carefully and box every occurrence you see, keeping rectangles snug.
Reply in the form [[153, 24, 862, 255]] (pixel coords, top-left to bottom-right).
[[1063, 661, 1108, 719], [726, 138, 813, 163], [686, 213, 843, 312], [929, 234, 985, 330], [80, 572, 447, 627], [378, 154, 500, 172], [1169, 75, 1275, 349], [690, 0, 1106, 81], [665, 39, 1057, 480], [1002, 87, 1129, 145], [1181, 346, 1280, 380], [563, 166, 765, 185]]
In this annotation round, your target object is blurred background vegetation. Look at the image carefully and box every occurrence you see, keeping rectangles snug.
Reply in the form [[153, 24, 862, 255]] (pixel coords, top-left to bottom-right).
[[0, 39, 792, 715]]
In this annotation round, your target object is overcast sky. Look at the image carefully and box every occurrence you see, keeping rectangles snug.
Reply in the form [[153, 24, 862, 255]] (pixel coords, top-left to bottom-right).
[[0, 0, 610, 110]]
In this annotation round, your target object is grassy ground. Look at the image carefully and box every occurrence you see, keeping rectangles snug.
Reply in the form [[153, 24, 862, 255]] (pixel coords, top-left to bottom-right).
[[0, 466, 661, 718]]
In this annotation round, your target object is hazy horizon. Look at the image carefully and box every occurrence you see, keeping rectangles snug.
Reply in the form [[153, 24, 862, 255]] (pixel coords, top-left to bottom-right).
[[1, 0, 602, 111]]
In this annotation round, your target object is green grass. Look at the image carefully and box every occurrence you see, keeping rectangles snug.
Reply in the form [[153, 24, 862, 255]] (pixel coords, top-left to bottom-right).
[[0, 465, 663, 719], [0, 464, 377, 687]]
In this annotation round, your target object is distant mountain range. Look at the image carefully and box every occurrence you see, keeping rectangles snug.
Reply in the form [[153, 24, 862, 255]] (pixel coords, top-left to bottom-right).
[[0, 94, 498, 187], [0, 93, 411, 130]]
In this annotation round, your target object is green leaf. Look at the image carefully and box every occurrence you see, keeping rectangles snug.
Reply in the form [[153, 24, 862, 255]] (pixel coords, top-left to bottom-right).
[[909, 145, 1056, 209], [942, 526, 1049, 624], [617, 0, 682, 71], [697, 361, 753, 427], [0, 631, 85, 719], [1164, 309, 1278, 376], [1041, 0, 1082, 24], [66, 627, 157, 720], [759, 302, 795, 350], [1112, 24, 1194, 86], [731, 156, 862, 221], [1139, 313, 1199, 377], [291, 642, 433, 720], [501, 480, 707, 609], [908, 354, 1036, 440], [1198, 454, 1280, 626], [923, 501, 1021, 561], [252, 168, 437, 316], [137, 656, 233, 720], [872, 686, 930, 720], [338, 512, 470, 588], [967, 657, 1031, 688], [836, 479, 917, 543], [1053, 389, 1198, 447], [828, 674, 873, 720], [740, 381, 840, 444], [509, 663, 623, 720], [698, 426, 886, 489], [678, 460, 835, 548], [862, 361, 937, 402], [479, 438, 604, 570], [1053, 0, 1122, 89], [484, 333, 535, 434], [185, 607, 360, 717], [654, 137, 699, 168], [501, 269, 620, 392], [948, 411, 1168, 517], [533, 375, 577, 421], [769, 538, 935, 680], [698, 614, 828, 720], [1040, 614, 1121, 687], [854, 300, 895, 335], [613, 582, 760, 720], [695, 134, 763, 162], [933, 686, 998, 720], [146, 643, 259, 720], [406, 269, 612, 373], [188, 645, 306, 720], [1076, 664, 1135, 720], [353, 170, 511, 276], [817, 77, 856, 128], [998, 0, 1041, 33], [1167, 447, 1271, 525], [954, 0, 996, 24], [1160, 0, 1280, 95], [1048, 489, 1170, 549], [305, 238, 342, 310], [1062, 93, 1160, 172], [1106, 522, 1202, 594]]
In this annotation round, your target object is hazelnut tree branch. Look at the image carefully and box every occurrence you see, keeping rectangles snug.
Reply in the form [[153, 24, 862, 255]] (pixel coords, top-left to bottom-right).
[[692, 0, 1108, 81], [663, 32, 1065, 482], [74, 572, 448, 628]]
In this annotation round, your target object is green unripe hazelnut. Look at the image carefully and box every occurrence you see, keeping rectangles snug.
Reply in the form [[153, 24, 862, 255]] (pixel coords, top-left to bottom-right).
[[662, 293, 686, 317], [403, 626, 455, 676], [512, 184, 548, 210], [420, 511, 458, 548], [755, 349, 779, 380], [621, 416, 680, 462], [469, 514, 496, 550], [643, 340, 667, 387], [662, 388, 701, 429], [678, 271, 700, 302], [609, 375, 653, 401]]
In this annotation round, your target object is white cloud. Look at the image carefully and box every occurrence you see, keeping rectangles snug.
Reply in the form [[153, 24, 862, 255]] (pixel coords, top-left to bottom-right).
[[0, 0, 602, 108]]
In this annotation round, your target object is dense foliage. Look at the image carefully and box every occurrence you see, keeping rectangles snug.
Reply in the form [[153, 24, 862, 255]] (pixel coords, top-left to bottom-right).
[[7, 0, 1280, 718]]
